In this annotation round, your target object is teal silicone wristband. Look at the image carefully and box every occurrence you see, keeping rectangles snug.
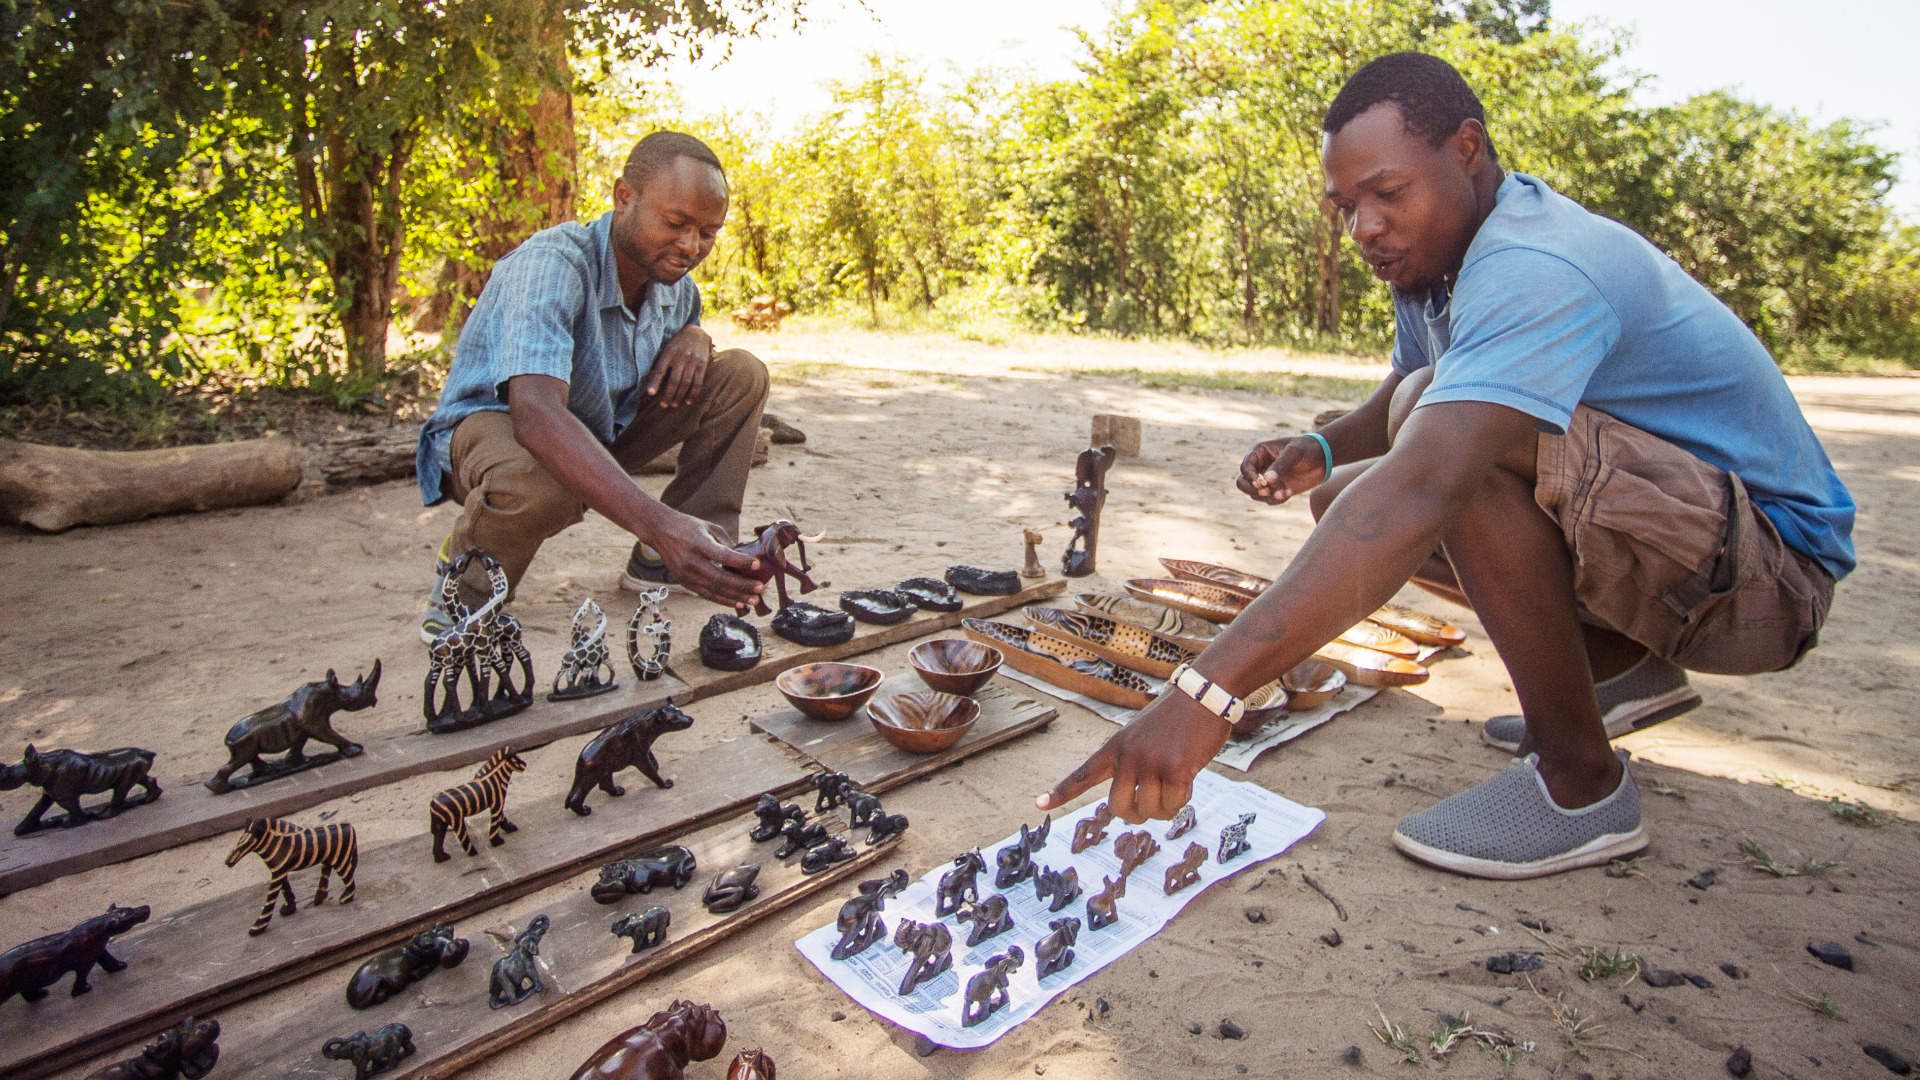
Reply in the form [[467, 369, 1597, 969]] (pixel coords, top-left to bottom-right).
[[1303, 431, 1333, 485]]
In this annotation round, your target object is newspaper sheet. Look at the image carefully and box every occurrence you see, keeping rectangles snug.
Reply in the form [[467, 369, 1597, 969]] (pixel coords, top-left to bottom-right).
[[796, 769, 1324, 1049]]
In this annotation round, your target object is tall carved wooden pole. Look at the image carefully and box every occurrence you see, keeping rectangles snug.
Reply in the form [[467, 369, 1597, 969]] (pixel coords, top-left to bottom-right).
[[1061, 444, 1117, 577]]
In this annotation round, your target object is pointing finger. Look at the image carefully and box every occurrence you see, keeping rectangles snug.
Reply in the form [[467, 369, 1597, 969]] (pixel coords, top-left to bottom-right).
[[1037, 739, 1117, 812]]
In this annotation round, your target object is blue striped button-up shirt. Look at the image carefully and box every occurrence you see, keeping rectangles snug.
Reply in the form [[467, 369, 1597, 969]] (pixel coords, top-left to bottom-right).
[[415, 211, 703, 504]]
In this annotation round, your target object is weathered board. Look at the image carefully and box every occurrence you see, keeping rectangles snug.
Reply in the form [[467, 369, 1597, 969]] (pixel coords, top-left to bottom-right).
[[753, 674, 1056, 792], [0, 578, 1064, 896], [182, 814, 899, 1080]]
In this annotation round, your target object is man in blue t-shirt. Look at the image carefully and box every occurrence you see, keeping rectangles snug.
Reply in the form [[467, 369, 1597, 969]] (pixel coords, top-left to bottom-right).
[[1041, 53, 1852, 879]]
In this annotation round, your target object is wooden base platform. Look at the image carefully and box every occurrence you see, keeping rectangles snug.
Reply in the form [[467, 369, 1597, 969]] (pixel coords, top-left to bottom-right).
[[0, 579, 1065, 897]]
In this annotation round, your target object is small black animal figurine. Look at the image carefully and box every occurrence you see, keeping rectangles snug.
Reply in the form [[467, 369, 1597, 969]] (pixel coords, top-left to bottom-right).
[[1, 902, 149, 1003], [831, 869, 907, 961], [773, 818, 830, 860], [99, 1015, 220, 1080], [1164, 842, 1206, 895], [699, 614, 763, 672], [1034, 865, 1081, 913], [346, 923, 468, 1009], [867, 811, 909, 845], [422, 548, 536, 734], [1217, 812, 1255, 863], [749, 794, 806, 842], [993, 816, 1048, 889], [1115, 830, 1160, 880], [801, 835, 856, 874], [488, 915, 550, 1009], [626, 587, 671, 682], [893, 919, 954, 995], [733, 519, 824, 616], [838, 589, 917, 626], [1034, 917, 1081, 978], [429, 746, 526, 862], [207, 663, 378, 794], [961, 946, 1024, 1028], [1164, 804, 1197, 840], [551, 599, 618, 701], [844, 789, 883, 828], [1087, 874, 1125, 931], [1061, 444, 1117, 577], [564, 704, 695, 816], [704, 864, 762, 914], [956, 893, 1013, 947], [771, 601, 855, 646], [610, 907, 671, 954], [946, 565, 1021, 596], [321, 1022, 415, 1080], [893, 577, 962, 612], [3, 745, 161, 835], [812, 770, 853, 812], [1070, 802, 1113, 853], [935, 849, 986, 917], [225, 818, 358, 935], [591, 846, 698, 904]]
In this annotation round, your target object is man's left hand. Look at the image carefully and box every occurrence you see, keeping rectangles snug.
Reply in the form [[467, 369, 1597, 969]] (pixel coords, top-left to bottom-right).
[[647, 324, 714, 408]]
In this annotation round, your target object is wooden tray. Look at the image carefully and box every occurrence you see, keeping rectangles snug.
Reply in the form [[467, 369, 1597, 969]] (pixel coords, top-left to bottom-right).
[[1158, 558, 1272, 601], [1023, 606, 1196, 679], [1336, 621, 1419, 659], [1314, 642, 1429, 688], [1073, 593, 1219, 651], [1368, 604, 1468, 648], [1123, 578, 1248, 623], [962, 619, 1155, 710]]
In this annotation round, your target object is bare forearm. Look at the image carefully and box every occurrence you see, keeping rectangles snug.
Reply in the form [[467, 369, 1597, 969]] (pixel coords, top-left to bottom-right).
[[1317, 373, 1399, 465], [506, 381, 666, 540]]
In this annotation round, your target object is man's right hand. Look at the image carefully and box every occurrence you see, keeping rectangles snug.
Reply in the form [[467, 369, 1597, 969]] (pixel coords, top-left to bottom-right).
[[1237, 435, 1328, 505], [646, 511, 764, 612]]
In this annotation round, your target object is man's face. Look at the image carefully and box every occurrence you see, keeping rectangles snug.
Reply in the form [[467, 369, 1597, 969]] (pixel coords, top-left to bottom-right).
[[612, 156, 729, 288], [1322, 103, 1485, 293]]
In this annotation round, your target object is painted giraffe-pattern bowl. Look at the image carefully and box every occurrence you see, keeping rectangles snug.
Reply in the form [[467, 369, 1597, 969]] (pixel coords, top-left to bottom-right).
[[961, 618, 1155, 710], [1158, 558, 1273, 601]]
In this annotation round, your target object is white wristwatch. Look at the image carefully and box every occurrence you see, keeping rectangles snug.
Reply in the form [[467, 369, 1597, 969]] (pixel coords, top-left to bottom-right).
[[1166, 662, 1246, 728]]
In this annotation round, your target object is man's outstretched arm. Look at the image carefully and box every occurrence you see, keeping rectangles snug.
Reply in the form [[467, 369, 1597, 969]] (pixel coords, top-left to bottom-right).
[[505, 373, 763, 610], [1038, 398, 1540, 823]]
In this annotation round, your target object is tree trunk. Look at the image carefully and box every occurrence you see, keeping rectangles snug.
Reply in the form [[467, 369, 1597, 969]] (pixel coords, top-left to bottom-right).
[[327, 135, 409, 379]]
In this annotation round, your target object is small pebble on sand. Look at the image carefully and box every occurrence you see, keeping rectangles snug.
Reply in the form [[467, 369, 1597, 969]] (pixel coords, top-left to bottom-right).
[[1726, 1046, 1753, 1077], [1219, 1020, 1246, 1040], [1321, 930, 1343, 947], [1807, 941, 1854, 970], [1245, 908, 1267, 923]]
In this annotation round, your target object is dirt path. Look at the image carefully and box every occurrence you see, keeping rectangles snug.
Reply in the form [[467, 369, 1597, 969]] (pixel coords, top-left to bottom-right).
[[3, 330, 1914, 1079]]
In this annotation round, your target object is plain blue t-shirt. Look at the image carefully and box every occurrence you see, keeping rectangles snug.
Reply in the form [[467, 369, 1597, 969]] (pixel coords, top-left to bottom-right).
[[1394, 172, 1855, 580]]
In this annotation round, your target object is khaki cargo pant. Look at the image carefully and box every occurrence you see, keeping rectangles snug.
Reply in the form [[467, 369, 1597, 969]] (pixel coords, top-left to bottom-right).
[[1535, 406, 1834, 676], [441, 348, 769, 595]]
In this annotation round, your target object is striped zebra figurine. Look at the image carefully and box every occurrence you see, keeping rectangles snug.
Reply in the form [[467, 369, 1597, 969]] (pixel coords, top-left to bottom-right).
[[225, 817, 358, 936], [429, 747, 527, 863]]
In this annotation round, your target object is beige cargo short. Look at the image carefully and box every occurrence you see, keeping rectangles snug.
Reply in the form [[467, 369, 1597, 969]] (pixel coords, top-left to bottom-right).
[[1533, 406, 1834, 676]]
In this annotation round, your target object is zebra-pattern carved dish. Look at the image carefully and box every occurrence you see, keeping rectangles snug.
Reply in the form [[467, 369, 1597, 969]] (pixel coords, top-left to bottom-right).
[[1158, 558, 1273, 601], [1075, 593, 1221, 650], [1024, 606, 1196, 679], [1313, 642, 1429, 688], [1281, 659, 1346, 710], [1123, 579, 1248, 624], [961, 618, 1155, 709], [1368, 604, 1468, 648], [1336, 621, 1420, 659]]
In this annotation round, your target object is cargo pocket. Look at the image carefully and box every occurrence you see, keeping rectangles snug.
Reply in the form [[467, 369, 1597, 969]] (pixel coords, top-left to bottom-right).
[[1672, 474, 1816, 675]]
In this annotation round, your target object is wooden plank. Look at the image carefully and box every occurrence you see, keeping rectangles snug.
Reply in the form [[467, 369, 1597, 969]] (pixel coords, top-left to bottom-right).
[[0, 578, 1064, 897], [753, 674, 1056, 792], [192, 814, 899, 1080]]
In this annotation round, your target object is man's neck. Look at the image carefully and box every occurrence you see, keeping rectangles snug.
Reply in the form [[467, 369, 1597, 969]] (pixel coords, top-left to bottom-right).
[[614, 249, 652, 313]]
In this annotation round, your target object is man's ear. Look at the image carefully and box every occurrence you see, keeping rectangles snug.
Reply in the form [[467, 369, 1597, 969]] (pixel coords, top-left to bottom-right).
[[1452, 119, 1491, 171], [612, 175, 634, 209]]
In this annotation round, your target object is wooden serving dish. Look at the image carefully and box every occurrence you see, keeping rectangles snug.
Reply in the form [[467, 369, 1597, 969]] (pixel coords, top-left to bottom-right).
[[1281, 659, 1346, 709], [775, 662, 885, 721], [1336, 621, 1419, 659], [961, 618, 1156, 710], [1123, 578, 1249, 623], [1313, 642, 1429, 688], [1024, 606, 1196, 680], [1368, 604, 1468, 648], [1159, 558, 1273, 601], [1074, 593, 1220, 651], [867, 691, 980, 754], [908, 639, 1003, 696]]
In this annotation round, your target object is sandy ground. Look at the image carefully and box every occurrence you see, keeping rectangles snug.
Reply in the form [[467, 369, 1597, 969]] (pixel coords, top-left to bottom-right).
[[3, 327, 1916, 1079]]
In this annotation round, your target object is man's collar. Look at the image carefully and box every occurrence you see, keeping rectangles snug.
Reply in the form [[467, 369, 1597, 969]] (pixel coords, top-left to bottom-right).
[[591, 212, 627, 313]]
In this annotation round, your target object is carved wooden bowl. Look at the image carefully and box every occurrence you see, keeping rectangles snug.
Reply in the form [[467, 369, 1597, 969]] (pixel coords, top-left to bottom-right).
[[867, 691, 980, 754], [1122, 578, 1248, 624], [1158, 558, 1273, 601], [1368, 604, 1467, 648], [909, 639, 1003, 696], [776, 662, 885, 722], [1280, 659, 1347, 710]]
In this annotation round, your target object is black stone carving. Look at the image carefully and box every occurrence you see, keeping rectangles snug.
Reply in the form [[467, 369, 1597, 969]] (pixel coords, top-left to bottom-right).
[[207, 664, 378, 794], [935, 849, 986, 917], [322, 1023, 415, 1080], [1062, 445, 1117, 577], [773, 819, 830, 860], [1, 902, 149, 1003], [98, 1016, 220, 1080], [801, 836, 856, 874], [771, 602, 855, 647], [564, 704, 695, 816], [699, 614, 763, 672], [845, 789, 883, 828], [703, 864, 761, 914], [867, 811, 910, 845], [994, 816, 1049, 889], [893, 577, 962, 613], [3, 745, 161, 835], [946, 565, 1021, 596], [831, 869, 907, 961], [488, 915, 549, 1009], [422, 548, 535, 734], [611, 907, 671, 953], [812, 770, 853, 812], [749, 794, 806, 842], [346, 923, 468, 1009], [590, 847, 698, 904], [839, 589, 916, 626]]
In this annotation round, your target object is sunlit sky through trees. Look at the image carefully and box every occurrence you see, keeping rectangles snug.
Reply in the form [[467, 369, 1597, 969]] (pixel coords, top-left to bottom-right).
[[655, 0, 1920, 216]]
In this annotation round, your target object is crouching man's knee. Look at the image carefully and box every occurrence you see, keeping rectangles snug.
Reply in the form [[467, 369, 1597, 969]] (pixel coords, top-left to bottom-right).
[[1386, 365, 1435, 447], [709, 348, 770, 407]]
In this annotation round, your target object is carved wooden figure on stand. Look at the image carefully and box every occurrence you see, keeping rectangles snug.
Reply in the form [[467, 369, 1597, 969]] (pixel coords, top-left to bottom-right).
[[625, 588, 671, 682], [1061, 444, 1117, 577], [3, 745, 161, 834], [1164, 804, 1197, 840], [831, 869, 908, 961], [551, 599, 618, 700], [1022, 528, 1046, 579], [98, 1016, 220, 1080], [962, 947, 1024, 1028], [734, 520, 824, 615], [346, 923, 468, 1008], [430, 747, 526, 862], [488, 915, 550, 1008], [568, 1000, 727, 1080], [1, 902, 149, 1003], [226, 818, 357, 935], [935, 850, 986, 917], [1217, 812, 1256, 863], [564, 705, 694, 816], [207, 664, 378, 793]]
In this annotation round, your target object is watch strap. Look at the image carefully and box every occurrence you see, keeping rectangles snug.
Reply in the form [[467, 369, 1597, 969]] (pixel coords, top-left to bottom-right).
[[1167, 662, 1246, 727]]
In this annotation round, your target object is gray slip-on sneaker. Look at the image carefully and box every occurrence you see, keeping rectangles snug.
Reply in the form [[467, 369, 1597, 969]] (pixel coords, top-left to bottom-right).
[[619, 542, 693, 595], [1392, 750, 1646, 879], [1481, 653, 1701, 753]]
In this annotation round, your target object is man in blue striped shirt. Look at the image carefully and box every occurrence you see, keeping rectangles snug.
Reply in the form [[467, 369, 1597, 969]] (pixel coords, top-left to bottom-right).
[[415, 131, 768, 632]]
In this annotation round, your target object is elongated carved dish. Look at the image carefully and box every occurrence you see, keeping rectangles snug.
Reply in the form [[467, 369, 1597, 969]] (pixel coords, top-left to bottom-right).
[[1280, 659, 1346, 709], [1075, 593, 1220, 651], [1336, 621, 1419, 659], [1368, 604, 1468, 648], [1158, 558, 1272, 601], [1024, 606, 1196, 680], [1123, 578, 1248, 624], [961, 619, 1155, 709], [1314, 642, 1429, 687]]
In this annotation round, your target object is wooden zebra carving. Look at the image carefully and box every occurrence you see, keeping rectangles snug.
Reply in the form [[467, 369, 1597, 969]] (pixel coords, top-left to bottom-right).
[[429, 747, 527, 863], [225, 818, 358, 936]]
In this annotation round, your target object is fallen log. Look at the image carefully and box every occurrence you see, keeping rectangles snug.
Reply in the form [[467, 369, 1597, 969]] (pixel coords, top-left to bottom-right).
[[310, 424, 420, 486], [0, 437, 303, 532]]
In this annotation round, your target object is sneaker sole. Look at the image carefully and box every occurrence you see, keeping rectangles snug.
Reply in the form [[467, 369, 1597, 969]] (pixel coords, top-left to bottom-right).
[[1391, 823, 1649, 880], [1479, 687, 1703, 754], [619, 569, 690, 597]]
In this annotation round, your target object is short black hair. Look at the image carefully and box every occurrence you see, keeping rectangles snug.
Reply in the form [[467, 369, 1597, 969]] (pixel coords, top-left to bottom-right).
[[1323, 52, 1494, 158], [623, 131, 726, 195]]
